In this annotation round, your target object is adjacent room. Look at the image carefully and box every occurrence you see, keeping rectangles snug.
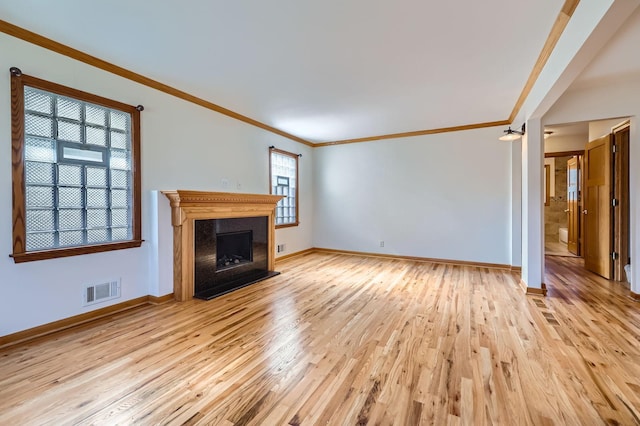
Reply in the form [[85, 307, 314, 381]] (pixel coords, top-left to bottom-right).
[[1, 0, 639, 424], [544, 117, 631, 285]]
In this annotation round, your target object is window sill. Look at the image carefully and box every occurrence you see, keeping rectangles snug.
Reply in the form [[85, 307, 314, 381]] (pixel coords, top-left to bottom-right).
[[275, 222, 300, 229], [11, 240, 144, 263]]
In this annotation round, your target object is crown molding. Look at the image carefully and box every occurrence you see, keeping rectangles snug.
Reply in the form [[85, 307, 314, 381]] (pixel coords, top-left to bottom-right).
[[314, 120, 510, 147]]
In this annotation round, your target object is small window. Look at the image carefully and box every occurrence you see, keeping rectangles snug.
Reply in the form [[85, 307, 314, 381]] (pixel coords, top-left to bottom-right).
[[10, 70, 142, 262], [269, 147, 299, 227]]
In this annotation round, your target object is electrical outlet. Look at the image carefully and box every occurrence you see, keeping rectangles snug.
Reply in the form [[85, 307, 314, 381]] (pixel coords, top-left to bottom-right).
[[277, 244, 286, 253], [221, 178, 229, 189], [380, 241, 384, 247]]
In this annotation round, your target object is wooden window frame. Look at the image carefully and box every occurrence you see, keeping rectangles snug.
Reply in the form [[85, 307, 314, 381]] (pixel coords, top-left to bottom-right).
[[269, 147, 299, 228], [10, 71, 142, 263]]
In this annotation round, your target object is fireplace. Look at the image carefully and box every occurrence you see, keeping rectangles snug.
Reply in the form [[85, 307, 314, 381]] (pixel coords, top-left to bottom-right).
[[163, 190, 283, 301], [194, 216, 279, 300], [216, 230, 253, 271]]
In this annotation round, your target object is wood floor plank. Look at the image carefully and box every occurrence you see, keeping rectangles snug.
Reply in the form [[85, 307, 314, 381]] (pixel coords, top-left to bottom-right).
[[1, 253, 639, 424]]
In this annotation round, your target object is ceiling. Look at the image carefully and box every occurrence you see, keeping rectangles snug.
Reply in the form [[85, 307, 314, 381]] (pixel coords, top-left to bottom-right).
[[1, 1, 566, 143], [544, 122, 588, 139]]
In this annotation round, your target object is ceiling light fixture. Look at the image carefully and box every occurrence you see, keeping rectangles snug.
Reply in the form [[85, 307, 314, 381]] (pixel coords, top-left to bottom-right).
[[544, 131, 553, 139], [499, 123, 526, 141]]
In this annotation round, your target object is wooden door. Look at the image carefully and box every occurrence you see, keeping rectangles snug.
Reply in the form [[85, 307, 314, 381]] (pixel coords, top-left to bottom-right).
[[583, 135, 612, 279], [612, 124, 630, 281], [567, 156, 580, 255]]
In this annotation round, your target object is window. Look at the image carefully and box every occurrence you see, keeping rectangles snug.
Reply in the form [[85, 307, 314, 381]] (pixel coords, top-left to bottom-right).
[[10, 69, 142, 262], [269, 147, 299, 227]]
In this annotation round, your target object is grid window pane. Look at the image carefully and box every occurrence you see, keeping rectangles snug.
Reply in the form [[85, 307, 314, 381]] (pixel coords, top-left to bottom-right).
[[87, 209, 108, 228], [87, 229, 109, 243], [19, 84, 137, 253], [110, 111, 128, 131], [86, 167, 108, 187], [110, 169, 128, 188], [111, 209, 129, 227], [25, 138, 56, 163], [59, 230, 83, 247], [111, 227, 130, 241], [87, 188, 109, 208], [57, 120, 82, 142], [25, 114, 53, 138], [270, 151, 298, 225], [58, 187, 83, 208], [87, 188, 108, 208], [59, 209, 83, 230], [110, 150, 130, 170], [58, 164, 83, 186], [85, 105, 106, 126], [56, 97, 81, 120], [111, 189, 129, 208], [25, 161, 55, 185], [86, 126, 107, 146], [26, 210, 55, 232], [26, 232, 55, 251], [110, 131, 127, 149], [25, 89, 53, 115], [26, 186, 55, 208]]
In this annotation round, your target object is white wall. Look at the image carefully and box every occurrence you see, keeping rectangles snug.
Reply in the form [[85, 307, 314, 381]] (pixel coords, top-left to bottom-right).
[[0, 33, 313, 335], [589, 118, 630, 140], [544, 134, 587, 153], [313, 127, 513, 265], [511, 141, 522, 267], [521, 120, 545, 290]]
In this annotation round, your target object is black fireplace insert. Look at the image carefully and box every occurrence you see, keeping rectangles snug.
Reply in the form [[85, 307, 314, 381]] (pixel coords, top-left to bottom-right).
[[194, 216, 279, 300]]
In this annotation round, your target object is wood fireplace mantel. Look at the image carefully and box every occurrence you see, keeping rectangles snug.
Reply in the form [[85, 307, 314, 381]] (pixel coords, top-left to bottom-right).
[[163, 190, 283, 301]]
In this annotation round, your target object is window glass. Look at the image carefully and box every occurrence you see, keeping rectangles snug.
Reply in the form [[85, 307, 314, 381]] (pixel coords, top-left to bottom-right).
[[11, 71, 141, 262], [270, 149, 299, 227]]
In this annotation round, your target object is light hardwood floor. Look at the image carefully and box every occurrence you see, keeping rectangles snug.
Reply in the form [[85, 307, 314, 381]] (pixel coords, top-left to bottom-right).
[[0, 253, 639, 425], [545, 240, 577, 257]]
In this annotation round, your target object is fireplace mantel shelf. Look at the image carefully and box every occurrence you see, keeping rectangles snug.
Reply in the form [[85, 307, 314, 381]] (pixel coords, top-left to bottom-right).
[[163, 190, 284, 226], [164, 190, 283, 206], [163, 190, 283, 301]]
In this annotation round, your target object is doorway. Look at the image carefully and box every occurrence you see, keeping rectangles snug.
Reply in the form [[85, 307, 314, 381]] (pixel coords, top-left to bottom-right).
[[544, 151, 583, 257], [543, 118, 631, 284]]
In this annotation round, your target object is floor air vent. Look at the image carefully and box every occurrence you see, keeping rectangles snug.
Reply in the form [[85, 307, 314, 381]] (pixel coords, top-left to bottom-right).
[[84, 279, 121, 306]]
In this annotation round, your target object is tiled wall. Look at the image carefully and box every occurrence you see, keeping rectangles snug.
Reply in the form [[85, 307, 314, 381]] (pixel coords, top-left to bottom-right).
[[544, 156, 571, 242]]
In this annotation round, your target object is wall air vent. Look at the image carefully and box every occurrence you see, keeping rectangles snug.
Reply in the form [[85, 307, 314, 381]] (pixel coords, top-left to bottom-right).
[[84, 279, 121, 306]]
